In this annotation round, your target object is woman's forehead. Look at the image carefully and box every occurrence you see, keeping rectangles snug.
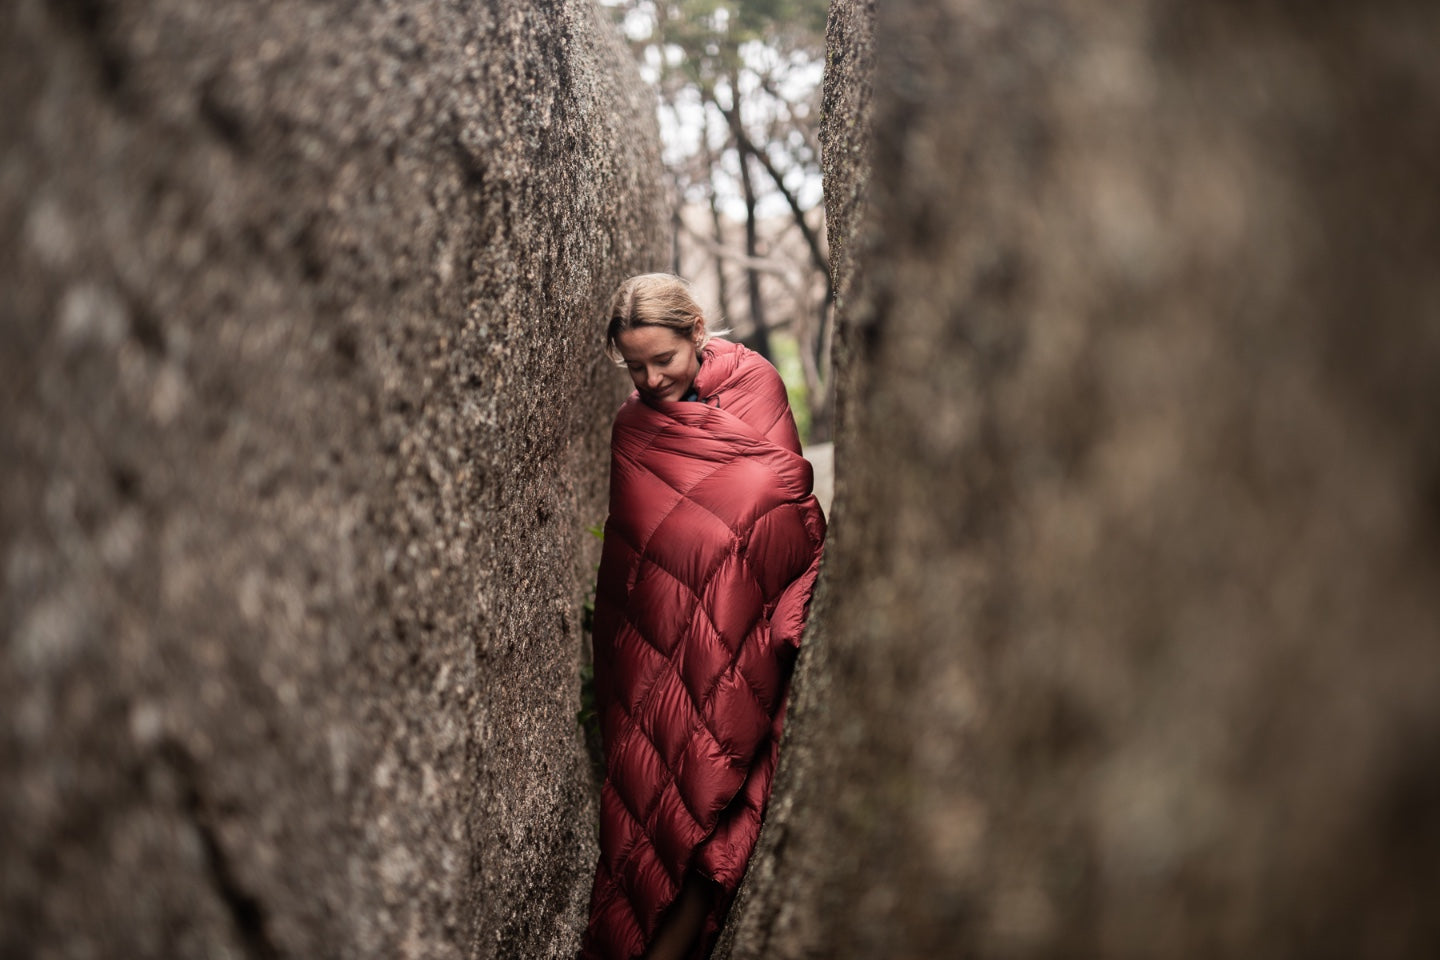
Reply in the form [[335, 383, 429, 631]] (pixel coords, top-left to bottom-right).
[[616, 324, 688, 360]]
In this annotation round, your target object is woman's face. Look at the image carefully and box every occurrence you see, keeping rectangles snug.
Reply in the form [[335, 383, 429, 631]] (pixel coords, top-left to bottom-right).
[[615, 321, 704, 403]]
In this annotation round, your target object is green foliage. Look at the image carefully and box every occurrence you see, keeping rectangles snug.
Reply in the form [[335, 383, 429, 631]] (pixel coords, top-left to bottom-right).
[[578, 521, 605, 784], [577, 660, 604, 789], [577, 661, 598, 731], [607, 0, 827, 92], [771, 331, 811, 444]]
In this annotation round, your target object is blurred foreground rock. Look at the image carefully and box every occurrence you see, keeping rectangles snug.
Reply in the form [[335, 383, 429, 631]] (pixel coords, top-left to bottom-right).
[[720, 0, 1440, 957], [0, 1, 663, 957]]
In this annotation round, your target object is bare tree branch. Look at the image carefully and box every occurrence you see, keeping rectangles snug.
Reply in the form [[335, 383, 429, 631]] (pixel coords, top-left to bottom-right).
[[680, 221, 796, 279], [723, 110, 830, 286]]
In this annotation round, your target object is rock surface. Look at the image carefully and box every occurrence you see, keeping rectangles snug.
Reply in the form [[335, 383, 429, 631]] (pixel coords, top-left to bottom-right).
[[720, 0, 1440, 957], [0, 1, 663, 957]]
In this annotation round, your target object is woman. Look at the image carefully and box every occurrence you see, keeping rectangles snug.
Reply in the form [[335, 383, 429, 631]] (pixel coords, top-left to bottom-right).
[[580, 274, 825, 960]]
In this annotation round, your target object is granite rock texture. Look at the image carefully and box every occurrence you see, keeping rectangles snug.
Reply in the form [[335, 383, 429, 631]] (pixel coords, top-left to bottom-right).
[[719, 0, 1440, 957], [0, 1, 663, 958]]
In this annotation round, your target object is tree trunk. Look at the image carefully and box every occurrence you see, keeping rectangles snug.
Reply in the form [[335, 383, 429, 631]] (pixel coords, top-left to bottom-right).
[[728, 78, 772, 360], [703, 110, 732, 325], [671, 200, 684, 275]]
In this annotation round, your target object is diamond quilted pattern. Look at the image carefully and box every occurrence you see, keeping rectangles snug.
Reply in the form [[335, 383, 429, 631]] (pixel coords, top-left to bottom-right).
[[582, 341, 824, 960], [599, 778, 641, 873], [634, 667, 696, 769], [672, 719, 742, 816], [607, 467, 682, 552], [698, 554, 764, 655], [649, 781, 706, 875], [608, 718, 666, 825], [747, 503, 815, 601], [643, 496, 734, 586], [703, 667, 771, 760], [627, 564, 697, 660], [732, 626, 785, 714], [675, 609, 733, 707], [684, 457, 789, 532]]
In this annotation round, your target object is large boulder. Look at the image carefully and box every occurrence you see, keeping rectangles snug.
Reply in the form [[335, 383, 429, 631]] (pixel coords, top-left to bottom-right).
[[0, 1, 663, 957], [721, 0, 1440, 957]]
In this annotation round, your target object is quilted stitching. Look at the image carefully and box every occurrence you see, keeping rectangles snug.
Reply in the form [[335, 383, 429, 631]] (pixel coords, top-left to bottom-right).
[[582, 341, 824, 960]]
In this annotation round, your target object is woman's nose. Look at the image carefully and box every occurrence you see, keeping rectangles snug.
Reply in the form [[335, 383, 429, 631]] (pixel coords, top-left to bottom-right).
[[646, 368, 664, 388]]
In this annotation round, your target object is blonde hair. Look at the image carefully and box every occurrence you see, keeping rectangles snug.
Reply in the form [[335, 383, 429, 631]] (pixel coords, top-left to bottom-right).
[[604, 273, 727, 364]]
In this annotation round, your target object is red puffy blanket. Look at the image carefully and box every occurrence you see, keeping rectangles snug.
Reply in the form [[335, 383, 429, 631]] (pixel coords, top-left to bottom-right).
[[581, 339, 825, 959]]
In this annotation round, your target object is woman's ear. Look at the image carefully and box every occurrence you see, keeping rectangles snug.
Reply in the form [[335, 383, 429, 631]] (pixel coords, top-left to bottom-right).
[[693, 316, 706, 345]]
